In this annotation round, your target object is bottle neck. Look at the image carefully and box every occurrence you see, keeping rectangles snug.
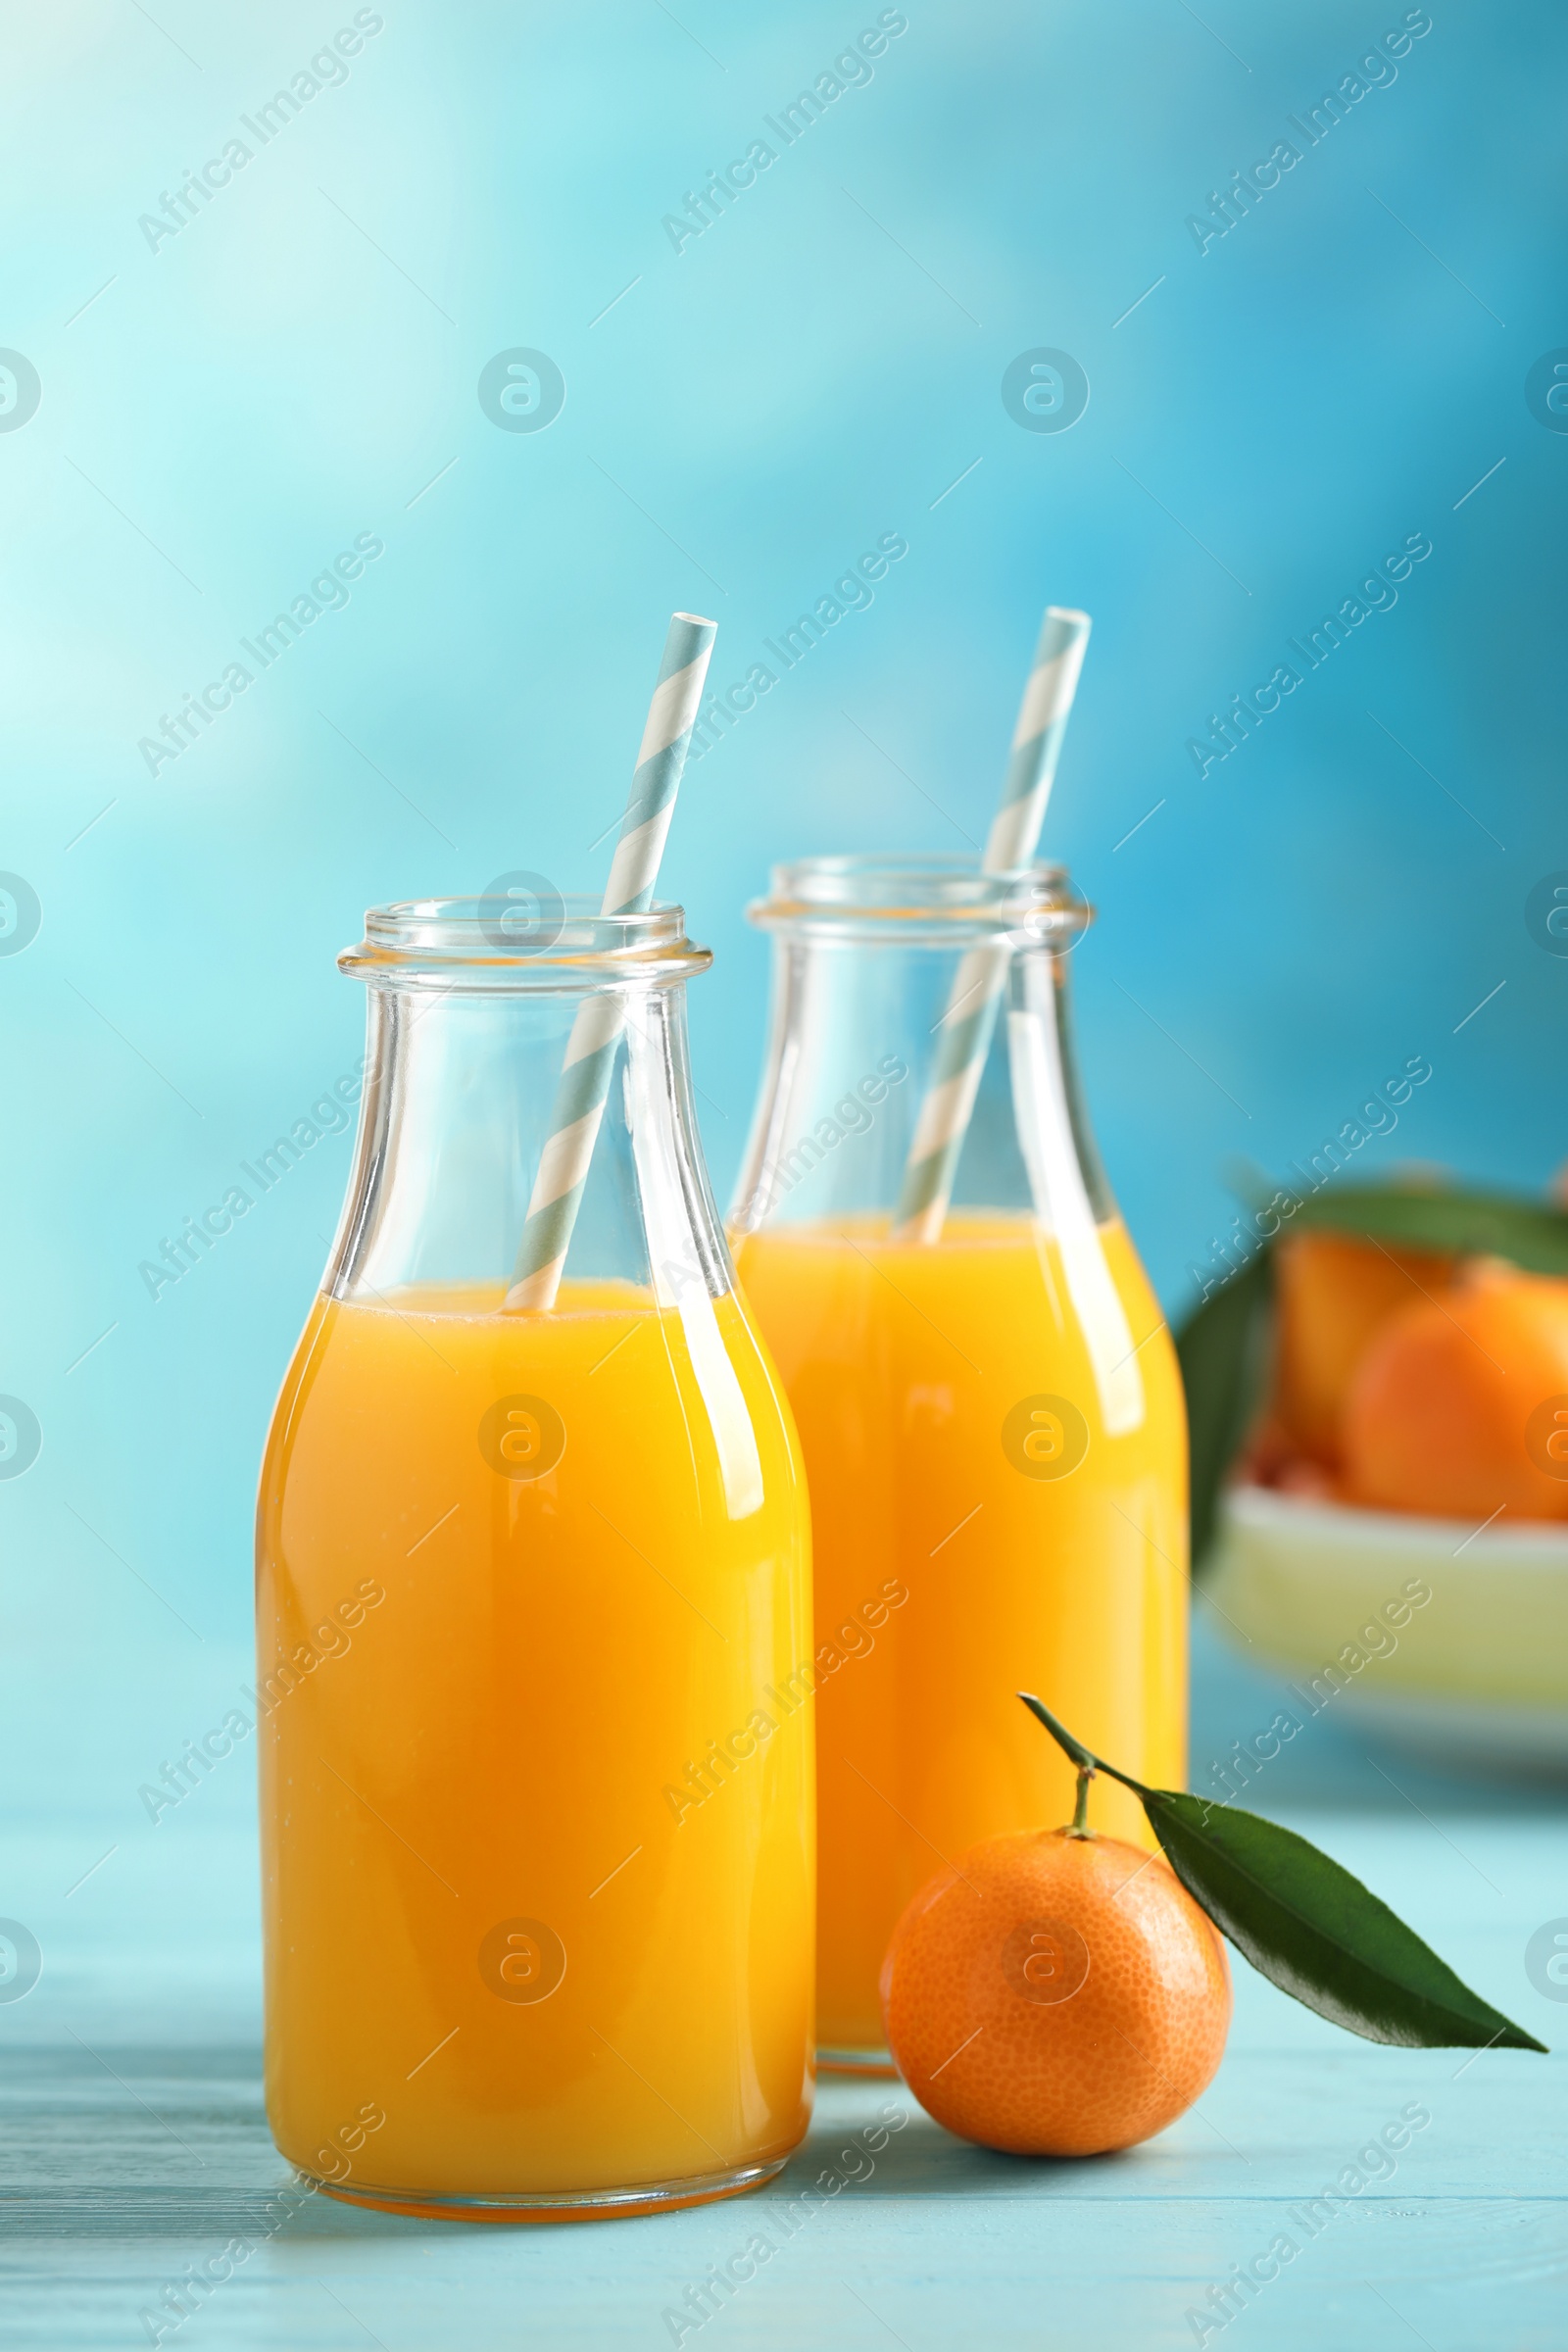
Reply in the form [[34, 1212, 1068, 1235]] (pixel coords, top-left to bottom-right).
[[326, 976, 733, 1307], [731, 924, 1113, 1239]]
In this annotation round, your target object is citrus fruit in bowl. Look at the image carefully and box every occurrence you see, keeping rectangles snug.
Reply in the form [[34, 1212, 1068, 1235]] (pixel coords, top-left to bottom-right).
[[1340, 1261, 1568, 1519], [1270, 1229, 1458, 1469], [1184, 1204, 1568, 1772]]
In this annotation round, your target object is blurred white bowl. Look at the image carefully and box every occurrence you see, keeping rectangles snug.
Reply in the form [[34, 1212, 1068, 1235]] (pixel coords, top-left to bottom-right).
[[1204, 1482, 1568, 1776]]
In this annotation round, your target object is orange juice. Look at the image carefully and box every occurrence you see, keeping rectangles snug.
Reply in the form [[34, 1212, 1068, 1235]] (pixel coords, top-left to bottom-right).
[[256, 1279, 813, 2211], [733, 1213, 1186, 2059]]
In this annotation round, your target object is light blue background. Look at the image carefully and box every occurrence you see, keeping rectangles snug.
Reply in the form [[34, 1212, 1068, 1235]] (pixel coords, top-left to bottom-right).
[[5, 17, 1567, 2347], [2, 0, 1565, 2020]]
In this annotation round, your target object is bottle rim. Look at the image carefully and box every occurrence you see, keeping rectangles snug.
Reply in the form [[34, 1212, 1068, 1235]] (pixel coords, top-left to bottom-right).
[[338, 895, 712, 989], [748, 853, 1091, 942]]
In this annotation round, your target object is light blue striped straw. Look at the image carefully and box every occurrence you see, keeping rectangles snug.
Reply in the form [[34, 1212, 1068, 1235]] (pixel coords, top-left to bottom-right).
[[505, 612, 716, 1308], [891, 606, 1091, 1242]]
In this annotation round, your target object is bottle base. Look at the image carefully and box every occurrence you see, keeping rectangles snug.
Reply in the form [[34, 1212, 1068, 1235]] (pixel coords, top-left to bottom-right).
[[817, 2044, 899, 2078], [311, 2155, 787, 2225]]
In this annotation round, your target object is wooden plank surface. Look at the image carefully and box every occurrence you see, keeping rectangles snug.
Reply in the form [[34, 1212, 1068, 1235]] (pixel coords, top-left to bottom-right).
[[3, 1623, 1564, 2348], [2, 2048, 1564, 2349]]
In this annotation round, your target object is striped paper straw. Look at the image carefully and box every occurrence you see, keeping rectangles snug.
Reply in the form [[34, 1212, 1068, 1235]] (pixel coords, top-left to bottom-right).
[[503, 612, 716, 1310], [890, 605, 1091, 1244]]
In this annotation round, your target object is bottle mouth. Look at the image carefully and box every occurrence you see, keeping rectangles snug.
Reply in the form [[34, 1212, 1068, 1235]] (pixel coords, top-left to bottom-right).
[[339, 896, 712, 989], [749, 854, 1091, 944]]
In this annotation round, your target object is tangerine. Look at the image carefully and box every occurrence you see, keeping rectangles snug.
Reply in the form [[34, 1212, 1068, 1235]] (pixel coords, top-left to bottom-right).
[[1272, 1231, 1455, 1465], [879, 1824, 1230, 2157], [1341, 1261, 1568, 1520]]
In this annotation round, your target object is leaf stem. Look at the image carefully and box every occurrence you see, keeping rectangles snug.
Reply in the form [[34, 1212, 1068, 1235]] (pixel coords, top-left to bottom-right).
[[1016, 1691, 1154, 1798], [1069, 1764, 1096, 1838]]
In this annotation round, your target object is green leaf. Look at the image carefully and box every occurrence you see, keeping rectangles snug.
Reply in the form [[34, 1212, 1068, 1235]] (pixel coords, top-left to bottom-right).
[[1145, 1791, 1545, 2050], [1173, 1248, 1274, 1572], [1017, 1695, 1547, 2053], [1291, 1183, 1568, 1274]]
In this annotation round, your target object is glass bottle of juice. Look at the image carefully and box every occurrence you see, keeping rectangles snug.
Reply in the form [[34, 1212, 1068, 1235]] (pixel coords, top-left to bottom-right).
[[256, 895, 813, 2217], [730, 856, 1186, 2070]]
